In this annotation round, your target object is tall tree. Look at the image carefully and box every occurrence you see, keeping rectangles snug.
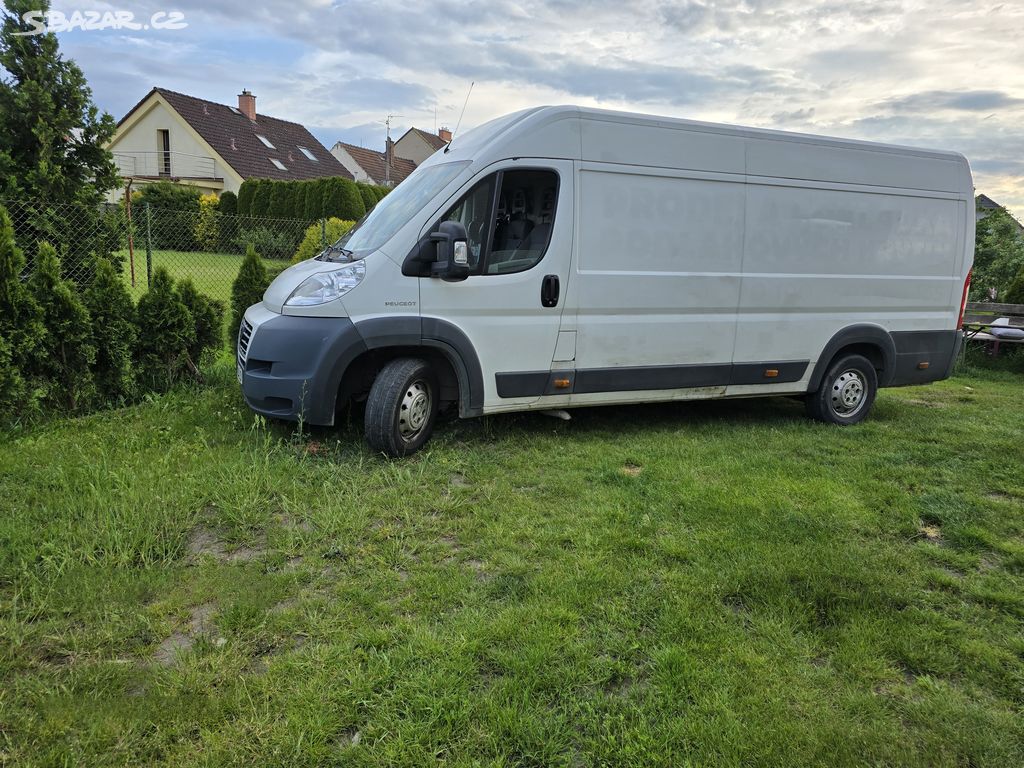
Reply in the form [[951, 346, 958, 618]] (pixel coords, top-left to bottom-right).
[[0, 0, 120, 275], [973, 201, 1024, 300], [28, 241, 95, 410], [0, 205, 45, 418]]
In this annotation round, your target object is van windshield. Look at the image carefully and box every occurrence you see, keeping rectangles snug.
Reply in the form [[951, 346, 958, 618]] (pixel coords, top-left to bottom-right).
[[333, 161, 470, 257]]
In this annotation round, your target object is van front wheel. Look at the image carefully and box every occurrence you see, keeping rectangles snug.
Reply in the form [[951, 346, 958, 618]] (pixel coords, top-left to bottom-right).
[[364, 358, 439, 457], [805, 353, 877, 425]]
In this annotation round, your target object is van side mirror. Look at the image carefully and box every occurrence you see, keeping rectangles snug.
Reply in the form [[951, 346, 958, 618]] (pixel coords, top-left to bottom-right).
[[430, 220, 470, 282]]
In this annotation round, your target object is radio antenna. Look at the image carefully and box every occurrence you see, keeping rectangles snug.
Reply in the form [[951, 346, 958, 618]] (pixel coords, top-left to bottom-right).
[[445, 81, 474, 153]]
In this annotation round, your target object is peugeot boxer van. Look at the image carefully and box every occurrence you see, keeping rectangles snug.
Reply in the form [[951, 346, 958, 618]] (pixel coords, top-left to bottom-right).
[[238, 106, 974, 456]]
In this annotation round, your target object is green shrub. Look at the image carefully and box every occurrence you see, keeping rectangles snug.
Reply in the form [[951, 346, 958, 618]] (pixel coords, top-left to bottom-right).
[[134, 267, 196, 391], [135, 181, 202, 250], [0, 332, 19, 421], [323, 177, 365, 221], [233, 226, 297, 260], [0, 207, 46, 419], [178, 278, 225, 364], [237, 181, 256, 217], [1004, 268, 1024, 305], [295, 182, 309, 221], [292, 218, 356, 263], [269, 181, 294, 219], [250, 179, 273, 217], [194, 193, 220, 251], [231, 244, 270, 342], [304, 179, 327, 220], [135, 181, 202, 212], [28, 243, 96, 411], [374, 185, 391, 201], [85, 257, 136, 404], [358, 183, 377, 212], [292, 183, 309, 221], [219, 190, 238, 216]]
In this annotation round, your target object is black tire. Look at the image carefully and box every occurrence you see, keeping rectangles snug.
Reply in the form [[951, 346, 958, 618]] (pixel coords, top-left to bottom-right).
[[364, 358, 439, 457], [805, 353, 878, 425]]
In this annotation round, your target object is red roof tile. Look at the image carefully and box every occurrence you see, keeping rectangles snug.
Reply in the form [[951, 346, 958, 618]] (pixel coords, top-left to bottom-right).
[[334, 142, 417, 186], [117, 87, 353, 181]]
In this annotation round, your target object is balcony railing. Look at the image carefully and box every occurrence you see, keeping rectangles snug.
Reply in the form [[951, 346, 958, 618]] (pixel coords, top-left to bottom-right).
[[113, 150, 219, 181]]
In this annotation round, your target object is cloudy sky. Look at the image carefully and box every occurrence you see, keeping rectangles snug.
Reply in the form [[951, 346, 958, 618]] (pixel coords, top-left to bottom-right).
[[42, 0, 1024, 212]]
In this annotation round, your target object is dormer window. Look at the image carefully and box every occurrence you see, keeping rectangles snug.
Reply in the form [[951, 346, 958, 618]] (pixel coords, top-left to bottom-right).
[[270, 158, 287, 171], [257, 135, 275, 149], [298, 146, 317, 161]]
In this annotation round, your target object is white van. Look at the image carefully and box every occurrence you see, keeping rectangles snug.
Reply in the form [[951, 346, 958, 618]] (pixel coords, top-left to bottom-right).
[[238, 106, 974, 456]]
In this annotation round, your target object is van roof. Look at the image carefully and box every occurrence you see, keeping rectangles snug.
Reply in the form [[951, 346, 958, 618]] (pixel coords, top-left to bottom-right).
[[436, 105, 970, 196]]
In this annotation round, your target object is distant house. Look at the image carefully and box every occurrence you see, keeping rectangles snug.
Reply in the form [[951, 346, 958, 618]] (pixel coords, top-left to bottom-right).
[[330, 126, 450, 187], [107, 87, 350, 200], [394, 126, 450, 165], [976, 194, 1024, 234], [331, 140, 418, 187]]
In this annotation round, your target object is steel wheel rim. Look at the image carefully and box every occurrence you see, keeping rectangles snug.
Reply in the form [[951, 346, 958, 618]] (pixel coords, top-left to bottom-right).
[[398, 379, 432, 439], [830, 369, 866, 416]]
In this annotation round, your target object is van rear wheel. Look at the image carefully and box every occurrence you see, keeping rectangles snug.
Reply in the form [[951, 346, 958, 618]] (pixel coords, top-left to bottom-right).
[[364, 358, 439, 457], [805, 353, 877, 425]]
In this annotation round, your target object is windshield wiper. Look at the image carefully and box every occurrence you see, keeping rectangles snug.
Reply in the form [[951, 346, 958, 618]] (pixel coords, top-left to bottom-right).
[[318, 243, 354, 262]]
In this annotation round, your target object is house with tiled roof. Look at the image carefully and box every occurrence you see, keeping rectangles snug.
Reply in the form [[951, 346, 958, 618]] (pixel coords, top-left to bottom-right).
[[394, 126, 450, 165], [107, 87, 350, 200], [330, 140, 418, 187], [331, 126, 450, 187]]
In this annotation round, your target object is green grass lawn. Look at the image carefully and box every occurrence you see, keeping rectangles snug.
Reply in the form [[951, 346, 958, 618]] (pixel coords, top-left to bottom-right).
[[1, 356, 1023, 766], [115, 249, 289, 304]]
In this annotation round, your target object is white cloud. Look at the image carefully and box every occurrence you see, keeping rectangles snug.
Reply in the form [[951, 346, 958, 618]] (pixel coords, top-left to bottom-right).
[[51, 0, 1024, 211]]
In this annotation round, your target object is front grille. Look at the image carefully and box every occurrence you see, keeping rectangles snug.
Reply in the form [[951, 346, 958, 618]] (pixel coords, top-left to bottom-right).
[[238, 319, 253, 363]]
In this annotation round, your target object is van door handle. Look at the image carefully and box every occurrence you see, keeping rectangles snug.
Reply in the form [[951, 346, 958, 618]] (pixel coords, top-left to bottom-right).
[[541, 274, 559, 308]]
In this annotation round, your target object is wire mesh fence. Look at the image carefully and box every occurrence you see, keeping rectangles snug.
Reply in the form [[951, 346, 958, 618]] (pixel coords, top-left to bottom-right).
[[1, 197, 331, 304]]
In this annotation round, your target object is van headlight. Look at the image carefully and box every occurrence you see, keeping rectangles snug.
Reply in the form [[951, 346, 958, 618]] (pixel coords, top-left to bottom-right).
[[284, 262, 365, 307]]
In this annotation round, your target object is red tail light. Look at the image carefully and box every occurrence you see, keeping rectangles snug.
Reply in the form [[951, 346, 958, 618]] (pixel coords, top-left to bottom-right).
[[957, 269, 972, 329]]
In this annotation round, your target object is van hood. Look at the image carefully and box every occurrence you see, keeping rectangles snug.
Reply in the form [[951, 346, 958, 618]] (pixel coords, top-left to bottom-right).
[[262, 257, 363, 314]]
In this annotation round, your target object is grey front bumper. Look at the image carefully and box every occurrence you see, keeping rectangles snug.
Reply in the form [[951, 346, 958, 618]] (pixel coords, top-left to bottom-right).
[[238, 311, 367, 426]]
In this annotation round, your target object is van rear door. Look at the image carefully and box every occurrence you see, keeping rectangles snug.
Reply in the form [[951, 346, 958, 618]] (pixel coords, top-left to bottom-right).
[[418, 159, 574, 410]]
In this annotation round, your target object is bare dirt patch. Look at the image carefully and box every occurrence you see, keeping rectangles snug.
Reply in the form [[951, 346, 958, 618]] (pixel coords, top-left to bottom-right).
[[986, 491, 1018, 503], [621, 463, 643, 477], [276, 512, 313, 533], [917, 523, 943, 543], [154, 602, 217, 666], [449, 474, 471, 488], [466, 558, 487, 580], [186, 526, 267, 563]]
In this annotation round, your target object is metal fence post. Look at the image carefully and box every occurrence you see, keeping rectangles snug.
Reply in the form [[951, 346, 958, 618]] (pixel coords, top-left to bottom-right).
[[145, 202, 153, 288]]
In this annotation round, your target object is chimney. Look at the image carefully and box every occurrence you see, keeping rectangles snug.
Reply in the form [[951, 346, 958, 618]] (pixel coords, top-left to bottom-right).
[[438, 126, 452, 143], [238, 89, 256, 121]]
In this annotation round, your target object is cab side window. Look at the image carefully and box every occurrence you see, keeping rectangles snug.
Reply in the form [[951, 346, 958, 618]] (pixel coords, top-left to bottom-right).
[[443, 176, 495, 272], [437, 168, 558, 276], [488, 170, 558, 275]]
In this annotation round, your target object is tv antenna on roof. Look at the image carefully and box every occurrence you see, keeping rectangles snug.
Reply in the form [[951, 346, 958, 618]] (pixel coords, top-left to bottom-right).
[[445, 81, 473, 153], [379, 113, 404, 185], [380, 113, 404, 143]]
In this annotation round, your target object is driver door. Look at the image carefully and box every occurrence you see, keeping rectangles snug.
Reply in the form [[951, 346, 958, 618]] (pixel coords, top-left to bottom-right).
[[418, 160, 574, 411]]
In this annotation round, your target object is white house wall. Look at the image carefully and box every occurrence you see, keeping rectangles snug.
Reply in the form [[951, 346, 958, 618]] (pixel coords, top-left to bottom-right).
[[330, 145, 372, 183], [108, 100, 240, 199]]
